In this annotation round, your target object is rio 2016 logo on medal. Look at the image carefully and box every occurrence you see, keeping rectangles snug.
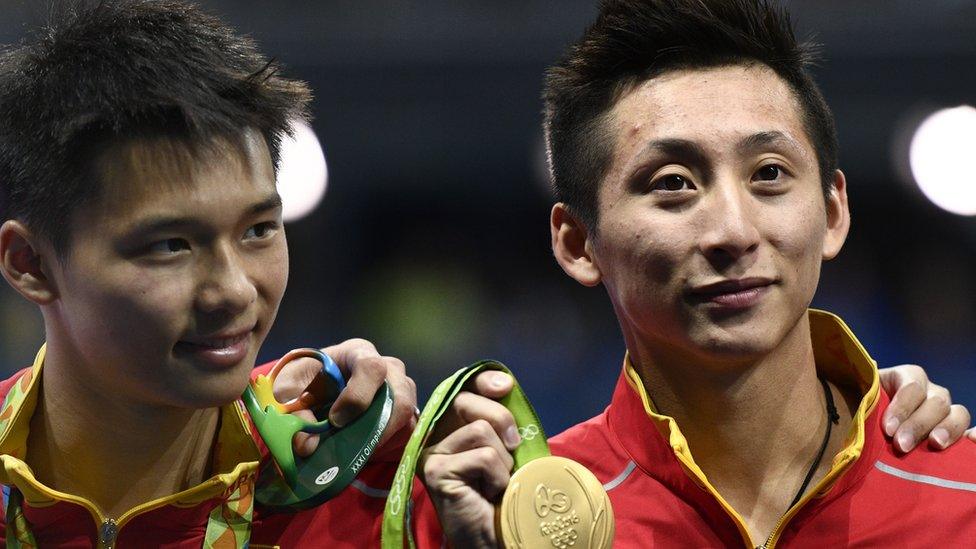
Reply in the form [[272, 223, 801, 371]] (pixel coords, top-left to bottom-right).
[[497, 455, 614, 549]]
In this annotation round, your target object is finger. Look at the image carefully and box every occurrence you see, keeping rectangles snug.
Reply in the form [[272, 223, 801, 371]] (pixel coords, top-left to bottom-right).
[[321, 339, 380, 378], [967, 428, 976, 443], [881, 377, 925, 437], [455, 392, 520, 450], [468, 371, 515, 400], [290, 408, 320, 457], [893, 386, 951, 452], [878, 364, 928, 395], [421, 420, 515, 498], [433, 391, 520, 451], [423, 420, 515, 478], [328, 355, 389, 427], [272, 356, 323, 402], [927, 404, 971, 450], [422, 446, 512, 502], [376, 359, 419, 449]]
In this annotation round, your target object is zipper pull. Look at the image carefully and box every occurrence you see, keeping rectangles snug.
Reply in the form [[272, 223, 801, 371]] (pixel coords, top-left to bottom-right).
[[100, 518, 118, 548]]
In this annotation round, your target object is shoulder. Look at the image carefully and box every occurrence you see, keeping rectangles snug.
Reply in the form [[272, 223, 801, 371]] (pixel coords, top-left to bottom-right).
[[550, 411, 612, 455], [850, 436, 976, 532], [872, 438, 976, 487], [818, 439, 976, 542], [550, 411, 632, 485]]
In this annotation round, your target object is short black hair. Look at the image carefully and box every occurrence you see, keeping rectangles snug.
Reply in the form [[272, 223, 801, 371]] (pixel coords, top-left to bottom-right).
[[543, 0, 837, 228], [0, 0, 311, 255]]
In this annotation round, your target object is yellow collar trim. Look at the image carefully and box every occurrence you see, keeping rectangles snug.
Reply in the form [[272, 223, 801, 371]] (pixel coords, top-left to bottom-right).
[[0, 345, 46, 460], [0, 344, 262, 526], [623, 309, 880, 547]]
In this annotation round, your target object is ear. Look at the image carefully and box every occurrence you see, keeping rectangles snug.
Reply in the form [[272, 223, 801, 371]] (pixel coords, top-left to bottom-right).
[[0, 220, 59, 304], [551, 203, 602, 287], [822, 169, 851, 261]]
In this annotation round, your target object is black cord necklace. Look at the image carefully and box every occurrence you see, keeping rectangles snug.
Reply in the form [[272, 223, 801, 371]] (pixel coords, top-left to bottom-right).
[[786, 377, 840, 510]]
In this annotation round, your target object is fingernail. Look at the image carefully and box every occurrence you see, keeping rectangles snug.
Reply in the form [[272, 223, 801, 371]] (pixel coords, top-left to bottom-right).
[[490, 372, 510, 390], [303, 437, 318, 455], [884, 416, 900, 436], [896, 430, 915, 452], [503, 426, 521, 449], [330, 410, 351, 428], [932, 428, 949, 449]]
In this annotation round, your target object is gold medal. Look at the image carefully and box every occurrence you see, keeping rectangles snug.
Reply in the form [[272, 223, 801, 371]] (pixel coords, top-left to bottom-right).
[[497, 456, 614, 549], [382, 361, 615, 549]]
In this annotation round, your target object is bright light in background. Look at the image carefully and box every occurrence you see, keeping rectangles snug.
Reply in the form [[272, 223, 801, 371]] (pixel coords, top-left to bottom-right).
[[908, 105, 976, 216], [276, 119, 328, 222]]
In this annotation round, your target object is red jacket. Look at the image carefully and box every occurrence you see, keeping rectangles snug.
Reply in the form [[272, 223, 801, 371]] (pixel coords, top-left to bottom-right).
[[413, 310, 976, 547], [0, 348, 399, 548]]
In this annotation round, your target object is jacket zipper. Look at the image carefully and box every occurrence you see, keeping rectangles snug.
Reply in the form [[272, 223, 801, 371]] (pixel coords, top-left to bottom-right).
[[99, 518, 119, 548], [757, 513, 786, 549], [756, 454, 855, 549]]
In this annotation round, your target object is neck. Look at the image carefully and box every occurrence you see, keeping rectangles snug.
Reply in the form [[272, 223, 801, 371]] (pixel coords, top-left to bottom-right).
[[25, 340, 220, 519], [627, 315, 854, 542]]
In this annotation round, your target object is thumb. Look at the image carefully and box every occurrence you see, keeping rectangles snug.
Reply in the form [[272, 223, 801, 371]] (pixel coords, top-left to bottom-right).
[[469, 371, 514, 400]]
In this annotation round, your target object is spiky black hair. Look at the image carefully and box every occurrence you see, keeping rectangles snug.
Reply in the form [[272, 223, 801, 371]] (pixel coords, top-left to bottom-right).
[[543, 0, 837, 227], [0, 0, 311, 254]]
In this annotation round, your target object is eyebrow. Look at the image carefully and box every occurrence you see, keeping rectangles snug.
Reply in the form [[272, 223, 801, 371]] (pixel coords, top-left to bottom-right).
[[124, 193, 283, 238], [247, 194, 283, 216], [735, 131, 804, 156], [633, 138, 714, 182], [634, 131, 805, 171], [639, 138, 710, 166]]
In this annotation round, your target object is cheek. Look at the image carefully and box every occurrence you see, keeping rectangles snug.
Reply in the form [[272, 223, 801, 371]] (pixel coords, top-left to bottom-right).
[[601, 218, 686, 302], [80, 265, 195, 342], [767, 203, 828, 287], [255, 239, 289, 308], [55, 273, 192, 379]]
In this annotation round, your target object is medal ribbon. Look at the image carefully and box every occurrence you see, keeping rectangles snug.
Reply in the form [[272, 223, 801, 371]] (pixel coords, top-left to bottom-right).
[[381, 360, 550, 549]]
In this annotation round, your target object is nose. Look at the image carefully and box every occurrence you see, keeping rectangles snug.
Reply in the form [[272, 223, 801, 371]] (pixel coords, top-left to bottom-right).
[[697, 181, 761, 267], [195, 243, 257, 316]]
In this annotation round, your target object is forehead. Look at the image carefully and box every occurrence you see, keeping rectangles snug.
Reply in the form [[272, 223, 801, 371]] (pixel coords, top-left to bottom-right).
[[607, 64, 813, 160], [88, 130, 276, 223]]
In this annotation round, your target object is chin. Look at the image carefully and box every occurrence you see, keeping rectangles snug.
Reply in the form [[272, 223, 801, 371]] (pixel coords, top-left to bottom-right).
[[686, 327, 780, 362], [169, 364, 254, 409], [179, 383, 249, 409]]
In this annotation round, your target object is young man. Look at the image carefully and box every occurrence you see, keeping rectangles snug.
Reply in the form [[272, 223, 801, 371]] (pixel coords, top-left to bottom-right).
[[0, 2, 961, 547], [0, 1, 423, 546], [418, 0, 976, 547]]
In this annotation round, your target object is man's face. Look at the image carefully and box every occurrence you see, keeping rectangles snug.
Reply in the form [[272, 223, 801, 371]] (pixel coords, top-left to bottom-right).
[[585, 64, 847, 362], [46, 131, 288, 408]]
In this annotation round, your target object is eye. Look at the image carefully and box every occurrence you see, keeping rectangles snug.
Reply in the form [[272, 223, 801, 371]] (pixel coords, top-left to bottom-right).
[[147, 238, 190, 254], [651, 174, 696, 192], [243, 221, 278, 240], [753, 164, 783, 182]]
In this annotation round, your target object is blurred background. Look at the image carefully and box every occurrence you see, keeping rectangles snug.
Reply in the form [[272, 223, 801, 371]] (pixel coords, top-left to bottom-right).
[[1, 0, 974, 435]]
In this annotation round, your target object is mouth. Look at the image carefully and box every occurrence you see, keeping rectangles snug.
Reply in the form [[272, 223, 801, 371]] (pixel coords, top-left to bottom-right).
[[174, 326, 255, 369], [687, 277, 775, 309]]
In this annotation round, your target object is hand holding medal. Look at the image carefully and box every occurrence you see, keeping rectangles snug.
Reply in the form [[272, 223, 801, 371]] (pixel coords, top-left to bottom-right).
[[382, 361, 614, 548], [243, 348, 394, 511]]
